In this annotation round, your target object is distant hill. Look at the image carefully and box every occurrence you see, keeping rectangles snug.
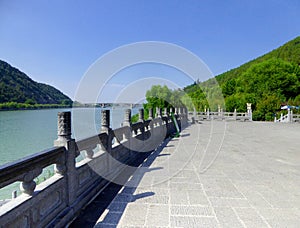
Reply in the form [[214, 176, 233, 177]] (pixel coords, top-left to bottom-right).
[[0, 60, 72, 105], [184, 36, 300, 121]]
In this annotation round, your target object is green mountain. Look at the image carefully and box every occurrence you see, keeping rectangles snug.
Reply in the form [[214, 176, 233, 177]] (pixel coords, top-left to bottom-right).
[[0, 60, 72, 105], [184, 36, 300, 121]]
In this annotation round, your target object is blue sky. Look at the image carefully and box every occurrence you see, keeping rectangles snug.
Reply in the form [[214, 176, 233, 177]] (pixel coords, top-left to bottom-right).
[[0, 0, 299, 102]]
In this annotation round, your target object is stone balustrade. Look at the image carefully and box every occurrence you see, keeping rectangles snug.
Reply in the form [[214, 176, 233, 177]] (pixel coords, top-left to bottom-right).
[[0, 107, 188, 227], [188, 104, 252, 122]]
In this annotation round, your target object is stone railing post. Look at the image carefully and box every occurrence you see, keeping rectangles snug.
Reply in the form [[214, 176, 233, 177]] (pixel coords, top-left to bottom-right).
[[138, 108, 144, 123], [234, 109, 237, 120], [178, 107, 182, 115], [163, 107, 168, 117], [221, 108, 224, 120], [174, 107, 178, 115], [123, 109, 132, 127], [247, 103, 252, 121], [156, 107, 162, 118], [54, 111, 77, 205], [101, 109, 110, 133], [288, 108, 292, 123], [148, 108, 153, 120], [100, 110, 113, 171], [138, 108, 145, 141], [207, 108, 210, 120]]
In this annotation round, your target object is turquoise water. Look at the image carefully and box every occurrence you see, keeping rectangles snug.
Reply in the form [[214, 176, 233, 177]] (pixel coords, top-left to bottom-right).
[[0, 107, 139, 200]]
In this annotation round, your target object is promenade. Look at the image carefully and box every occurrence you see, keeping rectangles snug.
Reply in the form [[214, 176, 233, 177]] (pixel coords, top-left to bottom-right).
[[88, 121, 300, 227]]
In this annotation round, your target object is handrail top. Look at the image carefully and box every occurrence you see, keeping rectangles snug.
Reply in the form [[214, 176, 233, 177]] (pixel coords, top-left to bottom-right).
[[0, 146, 65, 173]]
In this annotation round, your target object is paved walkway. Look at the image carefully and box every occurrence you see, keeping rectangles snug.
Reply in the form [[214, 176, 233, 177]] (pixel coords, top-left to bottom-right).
[[94, 121, 300, 227]]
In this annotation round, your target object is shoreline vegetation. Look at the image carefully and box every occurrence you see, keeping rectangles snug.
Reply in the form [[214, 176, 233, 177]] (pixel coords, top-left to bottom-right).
[[0, 102, 142, 111], [0, 102, 73, 111]]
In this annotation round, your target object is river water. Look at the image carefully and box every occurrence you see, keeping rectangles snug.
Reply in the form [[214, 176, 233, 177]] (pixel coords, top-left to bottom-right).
[[0, 107, 139, 200]]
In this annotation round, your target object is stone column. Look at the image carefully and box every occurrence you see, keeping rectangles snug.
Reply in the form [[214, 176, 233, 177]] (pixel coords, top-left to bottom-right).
[[55, 112, 72, 144], [163, 107, 168, 117], [207, 108, 210, 119], [156, 107, 162, 118], [234, 108, 237, 120], [221, 108, 224, 120], [123, 109, 131, 127], [148, 108, 153, 120], [174, 107, 178, 115], [247, 103, 252, 121], [54, 111, 77, 204], [101, 109, 110, 133], [288, 108, 291, 123], [138, 108, 144, 122]]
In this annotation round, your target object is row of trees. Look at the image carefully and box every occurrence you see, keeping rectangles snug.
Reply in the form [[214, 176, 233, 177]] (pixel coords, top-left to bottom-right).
[[0, 102, 72, 111], [144, 57, 300, 121]]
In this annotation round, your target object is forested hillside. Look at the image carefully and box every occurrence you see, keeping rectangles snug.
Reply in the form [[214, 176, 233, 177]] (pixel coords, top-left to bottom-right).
[[184, 36, 300, 121], [0, 60, 72, 108]]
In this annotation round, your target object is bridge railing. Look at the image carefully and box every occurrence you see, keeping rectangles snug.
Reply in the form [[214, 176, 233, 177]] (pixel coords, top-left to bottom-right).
[[189, 109, 252, 122], [275, 109, 300, 123], [0, 107, 188, 227]]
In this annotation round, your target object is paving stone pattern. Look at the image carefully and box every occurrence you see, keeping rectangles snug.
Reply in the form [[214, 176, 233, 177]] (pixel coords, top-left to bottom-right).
[[94, 121, 300, 228]]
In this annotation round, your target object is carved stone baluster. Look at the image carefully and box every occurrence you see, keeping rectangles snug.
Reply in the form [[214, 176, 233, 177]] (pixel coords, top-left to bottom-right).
[[20, 168, 42, 195]]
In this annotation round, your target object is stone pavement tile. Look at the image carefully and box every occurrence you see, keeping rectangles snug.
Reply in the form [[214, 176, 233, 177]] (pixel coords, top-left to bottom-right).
[[213, 207, 244, 228], [257, 208, 300, 220], [187, 190, 210, 205], [170, 190, 189, 205], [169, 182, 202, 190], [114, 193, 133, 203], [266, 219, 300, 228], [151, 179, 169, 189], [202, 178, 244, 198], [209, 197, 251, 208], [107, 202, 127, 213], [171, 205, 213, 216], [151, 187, 169, 196], [198, 168, 226, 177], [204, 188, 244, 198], [243, 192, 273, 208], [118, 204, 147, 226], [242, 220, 270, 228], [233, 207, 268, 227], [133, 194, 169, 204], [145, 204, 169, 227], [170, 216, 218, 228], [96, 211, 123, 226], [170, 176, 199, 184], [268, 200, 294, 209], [175, 169, 197, 178]]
